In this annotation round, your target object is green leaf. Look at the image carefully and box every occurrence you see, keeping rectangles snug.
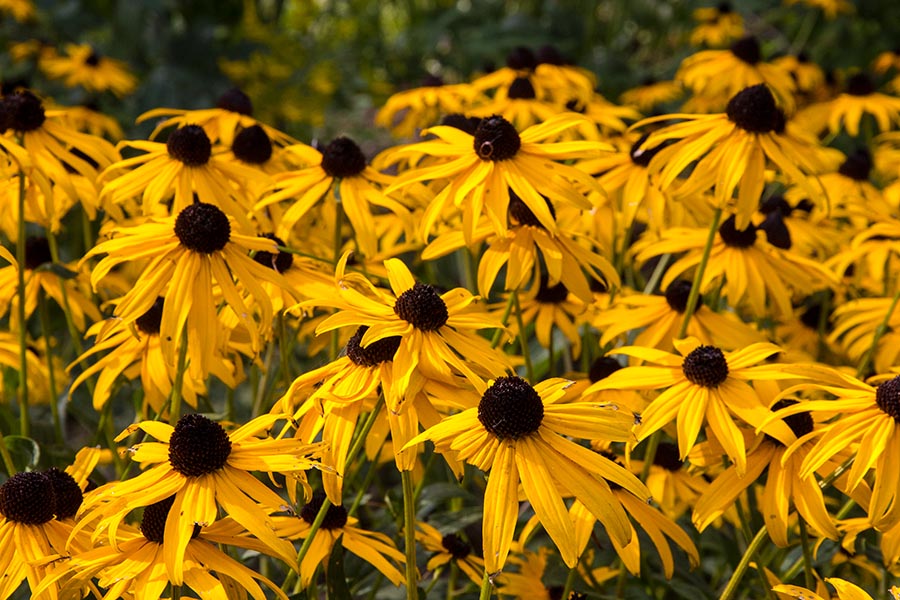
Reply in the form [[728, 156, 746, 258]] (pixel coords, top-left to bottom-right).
[[326, 536, 352, 600], [3, 435, 40, 472]]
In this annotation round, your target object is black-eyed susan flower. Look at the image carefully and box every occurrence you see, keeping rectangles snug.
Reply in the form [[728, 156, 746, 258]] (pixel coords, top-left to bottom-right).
[[407, 375, 650, 574], [784, 0, 854, 19], [39, 43, 137, 97], [770, 371, 900, 529], [83, 202, 287, 376], [0, 0, 33, 21], [504, 277, 589, 359], [632, 441, 709, 521], [773, 578, 898, 600], [309, 252, 510, 411], [588, 337, 805, 475], [274, 491, 405, 588], [636, 84, 837, 228], [773, 53, 826, 96], [375, 75, 487, 138], [689, 4, 744, 47], [620, 78, 684, 113], [99, 124, 262, 223], [820, 72, 900, 137], [677, 37, 796, 111], [78, 413, 324, 582], [416, 521, 484, 585], [383, 112, 606, 244], [257, 136, 412, 258], [495, 546, 559, 600], [40, 496, 290, 600], [634, 214, 836, 319]]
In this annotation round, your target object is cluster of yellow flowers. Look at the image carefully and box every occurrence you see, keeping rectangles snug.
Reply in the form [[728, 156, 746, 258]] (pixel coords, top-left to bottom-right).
[[6, 1, 900, 599]]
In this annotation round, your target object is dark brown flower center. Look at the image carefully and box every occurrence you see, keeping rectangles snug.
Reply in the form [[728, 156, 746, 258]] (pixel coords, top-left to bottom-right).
[[588, 356, 623, 383], [441, 533, 472, 559], [682, 345, 729, 388], [846, 72, 876, 96], [473, 115, 521, 161], [346, 326, 402, 367], [168, 413, 232, 477], [665, 280, 699, 313], [506, 46, 537, 71], [233, 124, 273, 164], [253, 233, 293, 273], [726, 84, 779, 133], [394, 282, 448, 331], [136, 297, 165, 335], [767, 399, 814, 446], [0, 471, 55, 525], [876, 375, 900, 422], [838, 149, 872, 181], [507, 77, 536, 100], [216, 88, 253, 115], [759, 195, 792, 216], [508, 190, 554, 228], [45, 467, 83, 520], [478, 376, 544, 439], [730, 36, 761, 65], [24, 236, 52, 271], [174, 202, 231, 254], [300, 491, 348, 530], [759, 211, 792, 249], [84, 51, 101, 67], [718, 215, 757, 248], [2, 90, 46, 132], [441, 114, 482, 134], [536, 45, 566, 66], [140, 496, 202, 543], [535, 277, 569, 304], [166, 125, 212, 166], [320, 137, 367, 179], [653, 442, 684, 471], [629, 133, 668, 167]]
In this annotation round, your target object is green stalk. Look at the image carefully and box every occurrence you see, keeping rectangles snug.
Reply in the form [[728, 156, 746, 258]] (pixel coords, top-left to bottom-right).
[[677, 208, 723, 339], [402, 470, 419, 600], [15, 169, 29, 436], [718, 525, 769, 600], [37, 293, 63, 444], [560, 564, 579, 600], [512, 291, 534, 382], [798, 519, 815, 590], [170, 330, 189, 422], [330, 184, 345, 361], [446, 561, 459, 600], [479, 570, 492, 600], [639, 430, 661, 482], [46, 232, 85, 356], [490, 293, 515, 348]]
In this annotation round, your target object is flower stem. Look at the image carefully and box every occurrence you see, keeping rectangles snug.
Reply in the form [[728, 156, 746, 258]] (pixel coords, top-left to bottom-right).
[[718, 524, 769, 600], [490, 293, 515, 348], [677, 207, 722, 339], [402, 470, 419, 600], [560, 563, 579, 600], [37, 292, 63, 444], [512, 291, 534, 382], [479, 569, 493, 600], [170, 330, 189, 422], [798, 519, 815, 590], [15, 169, 29, 437]]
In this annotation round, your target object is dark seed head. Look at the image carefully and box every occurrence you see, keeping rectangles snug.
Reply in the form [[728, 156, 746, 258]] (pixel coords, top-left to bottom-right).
[[730, 36, 761, 65], [0, 471, 55, 525], [876, 375, 900, 422], [800, 301, 829, 331], [441, 533, 472, 559], [589, 356, 623, 383], [718, 215, 757, 248], [84, 51, 101, 67], [345, 325, 401, 367], [508, 189, 554, 228], [629, 133, 668, 167], [24, 236, 52, 271], [136, 297, 165, 335], [478, 375, 544, 439], [653, 442, 684, 471], [565, 99, 586, 114], [473, 115, 521, 161], [2, 90, 46, 132], [717, 2, 732, 13], [441, 114, 482, 134], [838, 149, 872, 181], [507, 77, 536, 100], [216, 88, 253, 116], [300, 491, 348, 530], [682, 345, 729, 388], [768, 399, 814, 444], [795, 199, 815, 213], [665, 280, 700, 314], [174, 202, 231, 254], [320, 137, 367, 179], [167, 413, 232, 477], [45, 467, 82, 520], [759, 211, 792, 249], [536, 45, 566, 66], [726, 84, 779, 133], [506, 46, 537, 71], [421, 74, 444, 87], [394, 282, 449, 331], [139, 496, 202, 543], [232, 124, 273, 164], [845, 72, 876, 96], [166, 125, 212, 167], [759, 195, 792, 216], [535, 276, 569, 304], [253, 233, 293, 273]]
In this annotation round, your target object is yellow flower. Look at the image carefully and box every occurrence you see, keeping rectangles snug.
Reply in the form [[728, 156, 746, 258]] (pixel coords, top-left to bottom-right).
[[39, 43, 137, 97], [689, 4, 744, 47], [620, 79, 684, 113], [408, 375, 649, 574], [416, 521, 485, 586], [822, 72, 900, 136], [375, 76, 487, 138]]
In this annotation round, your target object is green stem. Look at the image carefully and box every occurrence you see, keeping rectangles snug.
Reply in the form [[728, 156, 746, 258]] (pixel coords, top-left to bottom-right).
[[798, 519, 815, 590], [0, 431, 17, 475], [402, 470, 419, 600], [718, 525, 769, 600], [170, 330, 189, 422], [642, 253, 671, 295], [37, 293, 63, 444], [512, 291, 534, 382], [855, 286, 900, 378], [677, 208, 723, 339], [330, 184, 345, 362], [15, 169, 29, 437], [252, 335, 277, 417], [46, 232, 85, 356], [479, 570, 492, 600], [490, 293, 515, 348], [446, 560, 459, 600], [560, 564, 579, 600], [639, 430, 661, 482]]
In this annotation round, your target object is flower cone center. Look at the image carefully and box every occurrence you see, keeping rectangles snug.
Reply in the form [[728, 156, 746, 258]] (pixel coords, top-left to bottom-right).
[[174, 202, 231, 254], [2, 90, 46, 132], [682, 345, 729, 388], [394, 282, 449, 331], [216, 88, 254, 115], [876, 375, 900, 421], [167, 125, 212, 166], [301, 491, 348, 529], [478, 376, 544, 439], [718, 215, 757, 248], [253, 234, 293, 273], [725, 84, 779, 133], [0, 472, 55, 525], [320, 137, 367, 179], [233, 125, 273, 164], [346, 326, 401, 367], [168, 413, 232, 477], [473, 115, 521, 161]]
